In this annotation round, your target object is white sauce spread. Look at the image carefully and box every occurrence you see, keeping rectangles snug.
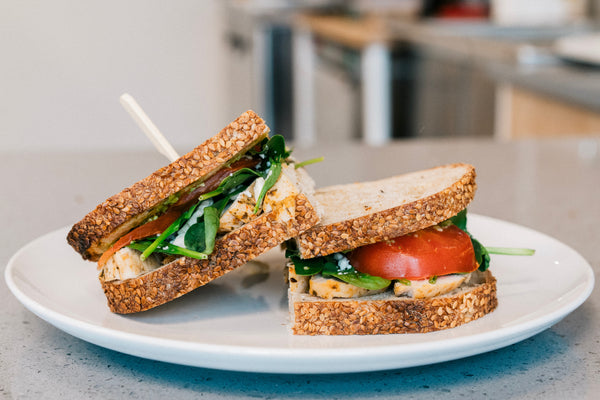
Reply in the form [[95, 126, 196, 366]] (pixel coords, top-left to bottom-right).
[[169, 199, 214, 248]]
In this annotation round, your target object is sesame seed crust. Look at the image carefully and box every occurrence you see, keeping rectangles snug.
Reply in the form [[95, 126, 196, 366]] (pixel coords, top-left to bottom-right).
[[67, 110, 269, 261], [295, 164, 477, 259], [291, 270, 497, 335], [101, 194, 319, 314]]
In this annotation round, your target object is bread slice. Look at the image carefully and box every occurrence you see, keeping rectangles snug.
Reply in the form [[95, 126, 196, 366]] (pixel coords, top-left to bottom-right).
[[67, 110, 270, 261], [289, 269, 497, 335], [294, 163, 476, 259]]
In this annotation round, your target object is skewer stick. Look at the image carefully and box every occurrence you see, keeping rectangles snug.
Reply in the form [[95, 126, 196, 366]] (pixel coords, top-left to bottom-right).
[[119, 93, 180, 162]]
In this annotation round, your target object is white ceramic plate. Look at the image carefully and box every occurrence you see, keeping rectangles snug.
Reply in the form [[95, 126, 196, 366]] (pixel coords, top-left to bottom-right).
[[5, 215, 594, 374], [554, 32, 600, 67]]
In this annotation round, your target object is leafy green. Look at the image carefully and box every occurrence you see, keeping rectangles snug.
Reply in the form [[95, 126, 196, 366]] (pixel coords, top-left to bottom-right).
[[218, 168, 260, 193], [195, 168, 260, 204], [286, 248, 391, 291], [140, 199, 205, 261], [184, 222, 207, 252], [134, 134, 300, 261], [253, 162, 282, 214], [138, 172, 252, 261], [129, 240, 209, 260], [250, 134, 292, 214], [260, 134, 290, 163], [285, 250, 323, 275], [325, 271, 391, 291], [449, 208, 468, 231], [472, 237, 490, 271], [200, 206, 219, 254], [486, 247, 535, 256], [182, 206, 220, 254], [442, 208, 533, 272], [295, 156, 324, 169]]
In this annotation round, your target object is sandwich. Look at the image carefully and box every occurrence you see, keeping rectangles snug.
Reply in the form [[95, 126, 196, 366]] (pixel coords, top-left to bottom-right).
[[285, 163, 498, 335], [67, 110, 320, 314]]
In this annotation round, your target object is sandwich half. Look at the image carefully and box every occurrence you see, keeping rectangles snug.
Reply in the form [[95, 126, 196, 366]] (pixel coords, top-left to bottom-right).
[[67, 110, 320, 313], [286, 163, 497, 335]]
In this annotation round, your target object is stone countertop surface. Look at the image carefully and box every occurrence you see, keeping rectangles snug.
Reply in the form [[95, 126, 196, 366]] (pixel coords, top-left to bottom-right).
[[1, 137, 599, 399], [387, 19, 600, 112]]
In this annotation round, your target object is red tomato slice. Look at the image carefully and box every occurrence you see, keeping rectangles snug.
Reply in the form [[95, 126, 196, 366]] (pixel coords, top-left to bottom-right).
[[347, 224, 477, 280], [96, 209, 181, 267]]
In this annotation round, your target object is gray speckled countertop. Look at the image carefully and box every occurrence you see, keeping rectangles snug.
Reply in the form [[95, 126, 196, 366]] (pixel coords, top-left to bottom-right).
[[2, 138, 599, 399]]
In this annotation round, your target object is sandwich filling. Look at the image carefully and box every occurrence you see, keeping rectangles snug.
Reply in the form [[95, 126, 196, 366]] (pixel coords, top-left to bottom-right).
[[286, 209, 490, 300], [100, 135, 303, 282]]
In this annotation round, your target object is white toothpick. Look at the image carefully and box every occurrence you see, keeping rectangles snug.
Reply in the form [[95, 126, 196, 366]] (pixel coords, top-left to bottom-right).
[[119, 93, 180, 162]]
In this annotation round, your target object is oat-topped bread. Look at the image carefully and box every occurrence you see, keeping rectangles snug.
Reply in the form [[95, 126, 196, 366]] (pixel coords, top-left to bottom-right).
[[295, 163, 476, 259], [67, 110, 321, 313], [285, 163, 498, 335]]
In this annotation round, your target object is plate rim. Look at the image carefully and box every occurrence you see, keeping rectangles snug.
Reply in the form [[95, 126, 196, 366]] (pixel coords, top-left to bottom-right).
[[4, 214, 595, 373]]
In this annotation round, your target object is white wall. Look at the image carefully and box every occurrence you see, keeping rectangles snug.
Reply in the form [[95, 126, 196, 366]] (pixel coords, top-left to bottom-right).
[[0, 0, 229, 153]]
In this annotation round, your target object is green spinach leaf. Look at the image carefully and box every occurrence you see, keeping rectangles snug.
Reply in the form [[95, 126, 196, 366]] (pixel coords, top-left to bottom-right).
[[137, 134, 296, 260], [196, 168, 259, 203], [184, 221, 206, 252], [324, 271, 391, 291], [129, 240, 209, 260], [486, 247, 535, 256], [288, 255, 324, 276], [261, 134, 290, 163], [287, 250, 391, 290], [443, 208, 533, 269], [217, 168, 261, 195], [201, 206, 220, 255], [140, 199, 204, 261], [295, 156, 324, 169], [254, 162, 282, 214], [472, 237, 490, 271], [449, 208, 468, 231]]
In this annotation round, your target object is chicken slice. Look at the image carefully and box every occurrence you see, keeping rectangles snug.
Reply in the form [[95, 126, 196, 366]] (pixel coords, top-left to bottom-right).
[[219, 164, 302, 233], [101, 247, 162, 281], [218, 178, 264, 233], [393, 273, 470, 299], [309, 275, 388, 299], [287, 264, 310, 294]]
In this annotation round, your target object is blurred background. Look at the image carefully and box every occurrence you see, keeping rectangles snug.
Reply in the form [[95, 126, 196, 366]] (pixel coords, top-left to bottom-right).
[[2, 0, 600, 152]]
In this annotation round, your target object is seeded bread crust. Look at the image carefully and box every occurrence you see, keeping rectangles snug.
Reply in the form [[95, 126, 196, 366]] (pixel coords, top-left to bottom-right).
[[102, 194, 319, 314], [295, 163, 477, 259], [290, 270, 497, 335], [67, 111, 269, 261]]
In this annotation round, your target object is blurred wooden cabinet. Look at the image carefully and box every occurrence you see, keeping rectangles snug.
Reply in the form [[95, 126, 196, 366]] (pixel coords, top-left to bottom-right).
[[496, 84, 600, 139]]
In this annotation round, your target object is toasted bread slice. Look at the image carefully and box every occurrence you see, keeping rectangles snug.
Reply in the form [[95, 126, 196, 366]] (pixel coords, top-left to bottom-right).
[[67, 110, 270, 261], [294, 163, 476, 259], [289, 269, 497, 335]]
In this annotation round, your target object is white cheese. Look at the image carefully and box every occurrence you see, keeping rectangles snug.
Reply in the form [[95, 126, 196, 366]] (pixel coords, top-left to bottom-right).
[[337, 254, 353, 272]]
